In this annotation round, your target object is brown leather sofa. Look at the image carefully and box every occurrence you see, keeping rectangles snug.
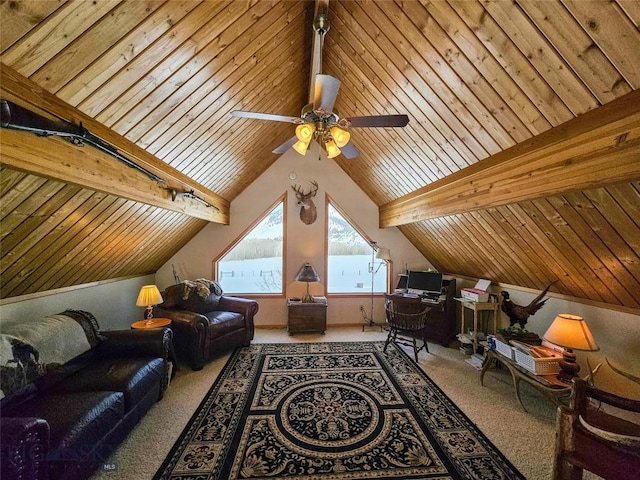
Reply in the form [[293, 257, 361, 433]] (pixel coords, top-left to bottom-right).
[[0, 310, 172, 480], [155, 280, 259, 370]]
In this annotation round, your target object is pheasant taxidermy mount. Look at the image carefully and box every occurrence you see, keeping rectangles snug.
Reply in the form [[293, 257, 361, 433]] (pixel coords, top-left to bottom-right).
[[500, 282, 556, 330]]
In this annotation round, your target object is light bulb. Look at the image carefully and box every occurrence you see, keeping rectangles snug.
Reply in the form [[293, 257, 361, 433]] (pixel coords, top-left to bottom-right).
[[293, 139, 310, 156], [295, 123, 315, 142], [325, 139, 341, 158], [330, 126, 350, 148]]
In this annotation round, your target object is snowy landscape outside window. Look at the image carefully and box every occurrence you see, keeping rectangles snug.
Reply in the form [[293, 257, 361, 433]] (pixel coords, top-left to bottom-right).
[[216, 202, 283, 294], [327, 203, 387, 294]]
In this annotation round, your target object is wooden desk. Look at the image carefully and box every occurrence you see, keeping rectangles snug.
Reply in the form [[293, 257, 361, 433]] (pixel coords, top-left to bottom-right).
[[481, 348, 571, 412], [131, 317, 172, 329], [287, 297, 327, 334], [456, 298, 500, 354]]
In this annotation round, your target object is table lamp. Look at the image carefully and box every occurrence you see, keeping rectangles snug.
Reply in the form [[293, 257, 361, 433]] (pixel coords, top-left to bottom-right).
[[136, 285, 164, 325], [543, 314, 599, 383], [295, 263, 320, 303]]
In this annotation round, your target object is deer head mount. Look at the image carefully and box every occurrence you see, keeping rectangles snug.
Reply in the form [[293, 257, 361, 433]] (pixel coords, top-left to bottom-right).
[[292, 181, 318, 225]]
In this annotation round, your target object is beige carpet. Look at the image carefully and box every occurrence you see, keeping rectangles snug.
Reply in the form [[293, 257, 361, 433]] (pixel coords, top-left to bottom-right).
[[90, 327, 569, 479]]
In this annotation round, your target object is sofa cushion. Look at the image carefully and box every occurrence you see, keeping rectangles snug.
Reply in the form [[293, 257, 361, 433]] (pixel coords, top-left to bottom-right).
[[161, 279, 223, 314], [47, 357, 164, 411], [205, 311, 245, 338], [4, 391, 124, 456]]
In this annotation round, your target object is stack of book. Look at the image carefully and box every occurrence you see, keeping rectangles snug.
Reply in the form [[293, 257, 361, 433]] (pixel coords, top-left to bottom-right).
[[456, 332, 488, 356], [457, 332, 474, 354]]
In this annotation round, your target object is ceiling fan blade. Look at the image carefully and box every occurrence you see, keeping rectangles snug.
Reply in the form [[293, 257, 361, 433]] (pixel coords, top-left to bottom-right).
[[344, 114, 409, 128], [231, 110, 303, 124], [340, 142, 359, 159], [313, 74, 341, 112], [272, 136, 298, 154]]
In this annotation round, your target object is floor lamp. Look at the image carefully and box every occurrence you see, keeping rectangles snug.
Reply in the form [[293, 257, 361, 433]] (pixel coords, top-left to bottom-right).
[[361, 241, 390, 330]]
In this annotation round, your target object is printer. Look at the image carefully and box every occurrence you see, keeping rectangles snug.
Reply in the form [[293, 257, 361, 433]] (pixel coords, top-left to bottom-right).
[[461, 279, 491, 302]]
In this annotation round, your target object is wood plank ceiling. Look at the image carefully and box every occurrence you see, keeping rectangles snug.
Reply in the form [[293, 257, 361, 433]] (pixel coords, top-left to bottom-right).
[[1, 0, 639, 311]]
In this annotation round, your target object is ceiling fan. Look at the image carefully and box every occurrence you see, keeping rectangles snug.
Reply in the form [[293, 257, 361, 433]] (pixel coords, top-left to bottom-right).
[[230, 8, 409, 159]]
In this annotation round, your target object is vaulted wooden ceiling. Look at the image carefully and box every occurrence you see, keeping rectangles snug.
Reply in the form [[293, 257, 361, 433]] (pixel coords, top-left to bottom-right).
[[1, 0, 639, 311]]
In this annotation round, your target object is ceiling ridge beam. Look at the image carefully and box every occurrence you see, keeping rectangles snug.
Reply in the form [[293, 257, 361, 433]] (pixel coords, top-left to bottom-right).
[[380, 89, 640, 227], [0, 64, 229, 224]]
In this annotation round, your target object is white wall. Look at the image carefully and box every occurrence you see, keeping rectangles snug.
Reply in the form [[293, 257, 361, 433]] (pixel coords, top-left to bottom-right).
[[156, 145, 430, 327], [458, 279, 640, 398], [0, 275, 155, 331]]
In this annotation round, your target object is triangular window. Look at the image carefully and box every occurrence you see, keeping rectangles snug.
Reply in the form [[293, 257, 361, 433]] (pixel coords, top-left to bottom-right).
[[327, 202, 387, 294], [214, 198, 284, 294]]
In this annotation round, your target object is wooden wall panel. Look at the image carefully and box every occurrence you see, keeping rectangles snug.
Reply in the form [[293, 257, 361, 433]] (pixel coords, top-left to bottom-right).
[[0, 167, 206, 298], [400, 183, 640, 310]]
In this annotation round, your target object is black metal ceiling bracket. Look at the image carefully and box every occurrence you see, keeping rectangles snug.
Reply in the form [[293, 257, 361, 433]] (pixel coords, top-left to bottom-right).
[[170, 188, 219, 211]]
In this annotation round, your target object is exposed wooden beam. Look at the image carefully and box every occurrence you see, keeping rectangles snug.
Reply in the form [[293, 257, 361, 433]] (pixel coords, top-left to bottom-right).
[[0, 64, 229, 224], [380, 90, 640, 227]]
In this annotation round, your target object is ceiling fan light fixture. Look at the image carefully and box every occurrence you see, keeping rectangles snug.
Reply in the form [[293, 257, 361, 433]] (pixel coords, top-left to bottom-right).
[[330, 126, 350, 148], [295, 123, 315, 142], [325, 139, 341, 158], [293, 139, 310, 156]]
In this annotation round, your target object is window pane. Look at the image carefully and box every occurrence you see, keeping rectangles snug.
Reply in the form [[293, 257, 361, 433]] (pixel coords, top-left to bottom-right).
[[327, 204, 387, 294], [217, 203, 283, 294]]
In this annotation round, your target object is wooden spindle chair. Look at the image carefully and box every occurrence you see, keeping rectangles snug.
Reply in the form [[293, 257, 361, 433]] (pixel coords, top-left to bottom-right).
[[383, 293, 432, 362], [553, 377, 640, 480]]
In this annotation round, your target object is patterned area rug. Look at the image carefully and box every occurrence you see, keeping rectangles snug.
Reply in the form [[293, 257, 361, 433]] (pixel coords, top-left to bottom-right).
[[154, 342, 523, 479]]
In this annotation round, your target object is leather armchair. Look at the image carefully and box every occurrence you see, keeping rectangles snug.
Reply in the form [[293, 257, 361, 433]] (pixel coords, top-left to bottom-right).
[[155, 281, 259, 370]]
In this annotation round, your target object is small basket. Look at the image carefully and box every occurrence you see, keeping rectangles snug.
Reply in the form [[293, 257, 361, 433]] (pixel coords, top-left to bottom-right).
[[514, 349, 560, 375], [493, 339, 515, 360]]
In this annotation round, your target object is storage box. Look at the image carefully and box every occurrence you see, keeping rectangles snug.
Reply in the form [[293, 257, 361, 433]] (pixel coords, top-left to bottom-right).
[[493, 338, 515, 360], [461, 279, 491, 302], [514, 349, 560, 375]]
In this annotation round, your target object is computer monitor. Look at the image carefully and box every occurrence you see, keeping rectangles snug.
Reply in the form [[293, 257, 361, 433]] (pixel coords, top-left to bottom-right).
[[395, 274, 408, 291], [407, 270, 443, 296]]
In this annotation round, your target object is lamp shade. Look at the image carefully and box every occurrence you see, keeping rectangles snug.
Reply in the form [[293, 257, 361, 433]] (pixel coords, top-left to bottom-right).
[[295, 263, 320, 283], [543, 314, 599, 351], [325, 139, 341, 158], [136, 285, 163, 308], [330, 126, 350, 148], [292, 139, 310, 156], [295, 123, 315, 142]]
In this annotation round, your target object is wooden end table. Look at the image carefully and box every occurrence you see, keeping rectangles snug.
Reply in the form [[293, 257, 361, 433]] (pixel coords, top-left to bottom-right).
[[287, 297, 327, 334], [481, 348, 571, 412], [131, 317, 172, 329], [130, 317, 178, 380]]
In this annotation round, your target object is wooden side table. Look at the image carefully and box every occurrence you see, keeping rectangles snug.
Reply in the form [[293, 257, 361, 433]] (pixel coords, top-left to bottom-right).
[[456, 298, 500, 354], [130, 317, 178, 381], [287, 297, 327, 334], [131, 317, 172, 329], [481, 348, 571, 412]]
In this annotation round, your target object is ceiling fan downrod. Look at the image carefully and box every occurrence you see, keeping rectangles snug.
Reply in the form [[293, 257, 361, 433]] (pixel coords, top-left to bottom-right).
[[229, 7, 409, 160]]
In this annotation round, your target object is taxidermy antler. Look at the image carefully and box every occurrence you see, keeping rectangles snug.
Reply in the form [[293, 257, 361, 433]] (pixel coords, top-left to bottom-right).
[[607, 357, 640, 386], [292, 181, 319, 225], [584, 357, 602, 387]]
